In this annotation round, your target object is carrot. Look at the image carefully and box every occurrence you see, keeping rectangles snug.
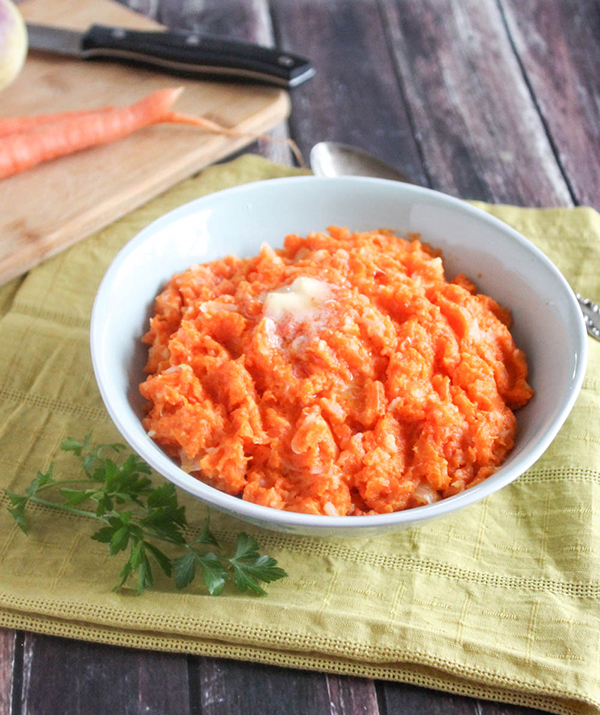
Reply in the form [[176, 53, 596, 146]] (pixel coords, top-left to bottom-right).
[[165, 111, 250, 137], [0, 87, 182, 180], [0, 86, 306, 180], [165, 110, 306, 167], [0, 107, 115, 137]]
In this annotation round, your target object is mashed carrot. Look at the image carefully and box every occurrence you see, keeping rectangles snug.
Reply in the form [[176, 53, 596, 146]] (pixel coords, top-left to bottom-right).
[[140, 228, 533, 516]]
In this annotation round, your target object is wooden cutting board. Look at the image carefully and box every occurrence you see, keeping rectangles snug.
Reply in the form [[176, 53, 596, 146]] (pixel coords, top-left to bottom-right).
[[0, 0, 290, 285]]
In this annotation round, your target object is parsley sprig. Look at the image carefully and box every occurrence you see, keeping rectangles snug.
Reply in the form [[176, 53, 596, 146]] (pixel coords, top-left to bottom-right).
[[5, 435, 287, 596]]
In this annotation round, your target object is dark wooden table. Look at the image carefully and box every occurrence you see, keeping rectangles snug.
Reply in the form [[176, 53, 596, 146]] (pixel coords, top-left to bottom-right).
[[2, 0, 599, 713]]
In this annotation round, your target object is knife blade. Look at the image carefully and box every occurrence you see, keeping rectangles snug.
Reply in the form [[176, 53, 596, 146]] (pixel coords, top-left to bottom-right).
[[26, 23, 315, 89]]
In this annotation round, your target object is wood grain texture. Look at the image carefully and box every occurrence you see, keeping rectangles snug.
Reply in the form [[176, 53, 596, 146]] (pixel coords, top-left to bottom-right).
[[194, 658, 379, 715], [19, 634, 190, 715], [327, 675, 379, 715], [0, 630, 16, 715], [156, 0, 293, 165], [378, 682, 544, 715], [0, 0, 289, 286], [270, 0, 428, 185], [379, 0, 573, 206], [115, 0, 160, 23], [498, 0, 600, 208]]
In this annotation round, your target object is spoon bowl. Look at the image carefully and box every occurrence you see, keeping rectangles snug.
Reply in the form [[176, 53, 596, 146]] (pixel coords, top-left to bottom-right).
[[309, 141, 414, 183]]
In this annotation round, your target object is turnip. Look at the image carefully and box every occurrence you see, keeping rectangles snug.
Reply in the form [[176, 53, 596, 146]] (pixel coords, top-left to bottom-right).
[[0, 0, 27, 91]]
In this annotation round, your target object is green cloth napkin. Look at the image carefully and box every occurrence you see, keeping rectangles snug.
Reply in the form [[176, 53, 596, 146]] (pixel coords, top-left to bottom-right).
[[1, 155, 599, 715]]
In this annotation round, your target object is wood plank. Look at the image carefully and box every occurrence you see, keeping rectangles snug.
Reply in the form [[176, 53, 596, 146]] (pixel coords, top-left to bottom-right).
[[326, 675, 379, 715], [0, 630, 17, 715], [498, 0, 600, 209], [157, 0, 270, 39], [269, 0, 428, 184], [378, 682, 544, 715], [19, 634, 190, 715], [194, 658, 379, 715], [115, 0, 160, 22], [379, 0, 573, 206], [156, 0, 293, 165]]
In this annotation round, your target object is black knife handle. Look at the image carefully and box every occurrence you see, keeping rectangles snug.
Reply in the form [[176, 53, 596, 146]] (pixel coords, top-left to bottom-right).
[[81, 24, 315, 89]]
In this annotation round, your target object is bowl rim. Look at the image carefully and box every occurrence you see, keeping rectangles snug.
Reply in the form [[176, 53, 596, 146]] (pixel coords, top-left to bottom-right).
[[91, 175, 588, 530]]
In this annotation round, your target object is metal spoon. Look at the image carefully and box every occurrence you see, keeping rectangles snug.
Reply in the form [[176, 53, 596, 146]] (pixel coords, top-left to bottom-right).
[[309, 141, 600, 341], [310, 142, 415, 183]]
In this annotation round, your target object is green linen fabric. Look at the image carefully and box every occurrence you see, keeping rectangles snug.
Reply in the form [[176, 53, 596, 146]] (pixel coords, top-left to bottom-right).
[[0, 155, 599, 715]]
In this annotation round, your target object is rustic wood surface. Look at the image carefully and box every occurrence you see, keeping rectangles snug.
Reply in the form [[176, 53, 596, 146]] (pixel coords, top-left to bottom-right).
[[2, 0, 599, 713]]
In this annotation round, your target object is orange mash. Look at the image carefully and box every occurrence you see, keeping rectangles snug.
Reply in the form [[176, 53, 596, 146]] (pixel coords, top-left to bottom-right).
[[140, 228, 533, 516]]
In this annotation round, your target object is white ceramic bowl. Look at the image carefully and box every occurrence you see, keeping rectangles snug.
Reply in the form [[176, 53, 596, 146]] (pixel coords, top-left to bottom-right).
[[91, 177, 587, 537]]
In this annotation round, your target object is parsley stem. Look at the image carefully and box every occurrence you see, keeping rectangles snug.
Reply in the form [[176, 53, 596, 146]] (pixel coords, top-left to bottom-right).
[[36, 479, 105, 493], [139, 528, 187, 547], [27, 495, 104, 521], [27, 498, 187, 549]]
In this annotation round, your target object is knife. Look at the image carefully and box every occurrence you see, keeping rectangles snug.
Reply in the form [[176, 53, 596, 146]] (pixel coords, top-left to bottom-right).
[[26, 23, 315, 89]]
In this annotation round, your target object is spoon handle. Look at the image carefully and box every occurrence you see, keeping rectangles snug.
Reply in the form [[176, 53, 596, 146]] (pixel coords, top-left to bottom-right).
[[576, 294, 600, 341]]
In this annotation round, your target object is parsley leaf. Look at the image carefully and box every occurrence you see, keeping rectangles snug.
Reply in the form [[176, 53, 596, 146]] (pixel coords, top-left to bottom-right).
[[60, 437, 84, 456], [173, 552, 197, 590], [227, 533, 288, 596], [195, 551, 228, 595], [6, 492, 29, 534], [144, 542, 172, 577]]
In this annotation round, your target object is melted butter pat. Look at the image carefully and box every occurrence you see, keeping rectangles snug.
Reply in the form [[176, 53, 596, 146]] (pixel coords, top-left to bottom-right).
[[263, 277, 330, 320]]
